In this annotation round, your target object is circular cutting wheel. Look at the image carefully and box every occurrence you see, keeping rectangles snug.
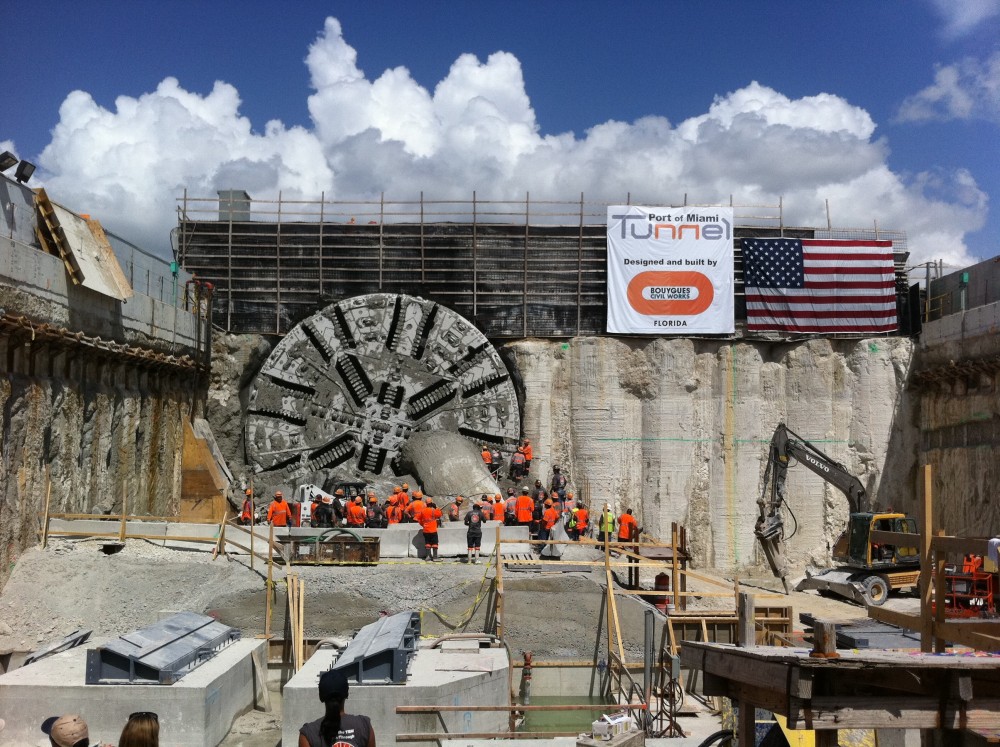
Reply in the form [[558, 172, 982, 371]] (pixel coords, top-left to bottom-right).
[[245, 293, 519, 482]]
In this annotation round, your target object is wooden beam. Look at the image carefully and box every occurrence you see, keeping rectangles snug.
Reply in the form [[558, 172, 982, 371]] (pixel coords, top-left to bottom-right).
[[787, 696, 1000, 729], [920, 463, 934, 653]]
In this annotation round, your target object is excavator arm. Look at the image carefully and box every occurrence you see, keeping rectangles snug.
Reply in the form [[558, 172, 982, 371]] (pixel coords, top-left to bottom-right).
[[754, 423, 868, 593]]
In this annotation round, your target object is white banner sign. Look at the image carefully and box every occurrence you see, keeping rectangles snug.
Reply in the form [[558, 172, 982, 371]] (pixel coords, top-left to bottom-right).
[[607, 206, 735, 334]]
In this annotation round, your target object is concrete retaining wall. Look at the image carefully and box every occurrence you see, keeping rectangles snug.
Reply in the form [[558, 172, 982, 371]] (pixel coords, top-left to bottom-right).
[[0, 637, 266, 747], [283, 645, 510, 747]]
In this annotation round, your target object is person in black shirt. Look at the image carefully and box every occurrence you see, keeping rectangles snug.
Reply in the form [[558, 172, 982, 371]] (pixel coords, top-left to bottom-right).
[[299, 669, 375, 747]]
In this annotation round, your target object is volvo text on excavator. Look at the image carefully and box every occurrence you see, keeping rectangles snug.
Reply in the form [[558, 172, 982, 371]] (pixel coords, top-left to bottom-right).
[[754, 423, 920, 606]]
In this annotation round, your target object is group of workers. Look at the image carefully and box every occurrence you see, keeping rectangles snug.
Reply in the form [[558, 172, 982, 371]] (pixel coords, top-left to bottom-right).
[[481, 438, 533, 480], [240, 451, 642, 562]]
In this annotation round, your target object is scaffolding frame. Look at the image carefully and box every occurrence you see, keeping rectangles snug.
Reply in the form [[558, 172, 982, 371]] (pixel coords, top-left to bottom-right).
[[176, 192, 911, 338]]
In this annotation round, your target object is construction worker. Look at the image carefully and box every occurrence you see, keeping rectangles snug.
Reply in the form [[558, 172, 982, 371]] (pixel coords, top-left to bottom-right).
[[365, 492, 385, 528], [448, 495, 464, 522], [240, 488, 254, 525], [531, 480, 546, 502], [504, 489, 518, 525], [267, 491, 291, 527], [346, 496, 366, 527], [550, 465, 568, 499], [597, 503, 616, 543], [481, 445, 492, 468], [313, 496, 335, 528], [509, 449, 526, 480], [618, 508, 639, 542], [465, 500, 486, 563], [515, 487, 534, 528], [539, 499, 558, 544], [400, 482, 412, 507], [520, 439, 533, 474], [385, 492, 405, 525], [419, 498, 443, 561], [406, 490, 426, 523], [574, 501, 590, 541], [530, 493, 545, 540], [492, 494, 506, 522], [489, 447, 502, 480]]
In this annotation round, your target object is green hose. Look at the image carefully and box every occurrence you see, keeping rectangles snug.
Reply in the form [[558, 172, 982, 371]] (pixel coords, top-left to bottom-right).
[[295, 527, 366, 544]]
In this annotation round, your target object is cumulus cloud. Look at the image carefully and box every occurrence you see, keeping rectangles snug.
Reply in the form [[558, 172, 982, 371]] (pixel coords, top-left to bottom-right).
[[928, 0, 1000, 39], [897, 50, 1000, 123], [30, 16, 985, 269]]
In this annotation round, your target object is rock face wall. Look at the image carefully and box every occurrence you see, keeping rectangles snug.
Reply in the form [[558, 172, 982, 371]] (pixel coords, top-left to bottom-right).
[[505, 336, 916, 575], [206, 331, 917, 576], [914, 303, 1000, 538], [0, 364, 190, 587]]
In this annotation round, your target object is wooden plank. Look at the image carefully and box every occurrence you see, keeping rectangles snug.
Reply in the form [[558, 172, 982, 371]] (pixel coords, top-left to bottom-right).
[[699, 647, 794, 694], [251, 648, 272, 712], [920, 464, 934, 653], [787, 696, 1000, 729], [40, 471, 53, 550], [737, 593, 755, 647], [932, 536, 992, 556], [738, 696, 756, 747]]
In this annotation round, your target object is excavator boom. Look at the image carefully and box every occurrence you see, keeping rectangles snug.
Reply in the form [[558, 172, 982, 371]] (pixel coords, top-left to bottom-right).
[[754, 423, 869, 594]]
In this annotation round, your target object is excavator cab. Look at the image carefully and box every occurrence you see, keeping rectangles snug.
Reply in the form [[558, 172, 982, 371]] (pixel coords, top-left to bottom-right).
[[834, 512, 919, 570]]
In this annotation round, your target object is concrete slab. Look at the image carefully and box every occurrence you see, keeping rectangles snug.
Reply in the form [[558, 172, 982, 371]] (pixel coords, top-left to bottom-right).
[[283, 644, 510, 747], [0, 637, 266, 747]]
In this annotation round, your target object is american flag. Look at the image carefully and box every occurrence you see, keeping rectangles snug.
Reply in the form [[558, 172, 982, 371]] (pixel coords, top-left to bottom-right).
[[741, 238, 898, 333]]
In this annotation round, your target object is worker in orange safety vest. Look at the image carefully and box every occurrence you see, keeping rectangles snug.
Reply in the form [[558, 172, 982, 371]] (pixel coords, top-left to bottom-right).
[[618, 508, 639, 542], [419, 499, 443, 561], [406, 491, 426, 523], [240, 488, 254, 525], [448, 495, 464, 522], [515, 488, 534, 527], [267, 491, 291, 527], [346, 496, 366, 527]]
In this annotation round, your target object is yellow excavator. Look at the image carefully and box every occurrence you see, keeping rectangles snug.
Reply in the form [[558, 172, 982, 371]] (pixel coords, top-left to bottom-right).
[[754, 423, 920, 606]]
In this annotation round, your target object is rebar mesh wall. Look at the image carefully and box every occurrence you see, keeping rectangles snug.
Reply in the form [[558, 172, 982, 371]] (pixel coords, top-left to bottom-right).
[[177, 197, 911, 338]]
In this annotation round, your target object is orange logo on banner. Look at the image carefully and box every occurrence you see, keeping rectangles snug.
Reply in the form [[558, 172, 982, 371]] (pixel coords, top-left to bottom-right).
[[626, 271, 714, 315]]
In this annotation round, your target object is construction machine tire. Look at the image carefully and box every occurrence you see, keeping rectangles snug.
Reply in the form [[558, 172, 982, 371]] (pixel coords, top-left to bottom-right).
[[862, 575, 890, 606]]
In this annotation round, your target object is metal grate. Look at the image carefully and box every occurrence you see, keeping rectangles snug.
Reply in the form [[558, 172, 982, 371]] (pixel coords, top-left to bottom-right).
[[85, 611, 240, 685], [330, 611, 420, 684]]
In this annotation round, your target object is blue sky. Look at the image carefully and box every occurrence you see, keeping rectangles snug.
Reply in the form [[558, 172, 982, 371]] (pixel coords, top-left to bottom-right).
[[4, 1, 998, 269]]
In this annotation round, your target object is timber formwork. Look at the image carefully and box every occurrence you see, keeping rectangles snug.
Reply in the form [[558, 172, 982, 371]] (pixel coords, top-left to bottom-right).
[[176, 194, 912, 337], [681, 641, 1000, 737]]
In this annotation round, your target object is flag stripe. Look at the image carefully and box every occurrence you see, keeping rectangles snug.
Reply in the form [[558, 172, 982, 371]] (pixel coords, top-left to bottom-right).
[[747, 322, 900, 333], [746, 294, 896, 307], [741, 237, 898, 333], [745, 306, 898, 319], [801, 239, 893, 248]]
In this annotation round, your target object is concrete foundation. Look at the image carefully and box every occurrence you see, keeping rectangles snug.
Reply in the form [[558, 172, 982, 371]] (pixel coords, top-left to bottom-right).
[[0, 637, 266, 747], [283, 643, 510, 747]]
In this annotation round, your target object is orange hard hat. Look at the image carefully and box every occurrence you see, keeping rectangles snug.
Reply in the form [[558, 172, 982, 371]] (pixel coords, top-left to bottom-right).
[[495, 494, 502, 500], [402, 482, 410, 490], [245, 488, 252, 495], [354, 496, 362, 504], [413, 490, 423, 498], [393, 485, 402, 492], [545, 499, 552, 506], [368, 495, 376, 502], [335, 488, 345, 496], [274, 491, 283, 498], [456, 495, 464, 503]]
